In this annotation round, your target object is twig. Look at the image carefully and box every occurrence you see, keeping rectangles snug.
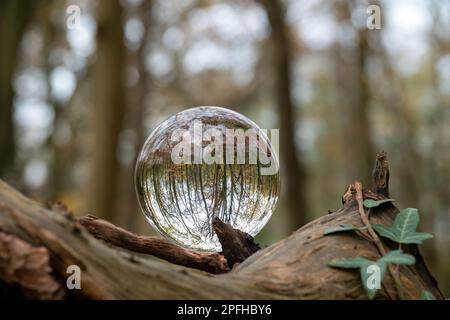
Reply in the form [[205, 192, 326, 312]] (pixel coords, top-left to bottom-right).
[[354, 181, 404, 300], [78, 215, 229, 274], [342, 185, 386, 206]]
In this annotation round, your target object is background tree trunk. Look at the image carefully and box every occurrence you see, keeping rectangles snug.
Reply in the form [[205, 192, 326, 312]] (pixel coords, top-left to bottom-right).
[[258, 0, 308, 230], [115, 0, 154, 233], [84, 0, 127, 220], [0, 0, 38, 179], [332, 1, 375, 186]]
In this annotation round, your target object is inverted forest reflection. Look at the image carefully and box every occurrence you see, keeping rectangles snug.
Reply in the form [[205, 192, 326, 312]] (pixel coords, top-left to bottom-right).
[[137, 163, 279, 251]]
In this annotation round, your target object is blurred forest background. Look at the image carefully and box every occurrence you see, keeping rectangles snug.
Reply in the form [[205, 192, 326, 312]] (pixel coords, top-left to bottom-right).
[[0, 0, 449, 295]]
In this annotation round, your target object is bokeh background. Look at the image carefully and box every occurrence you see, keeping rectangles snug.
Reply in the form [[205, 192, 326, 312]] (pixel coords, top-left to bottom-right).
[[0, 0, 449, 295]]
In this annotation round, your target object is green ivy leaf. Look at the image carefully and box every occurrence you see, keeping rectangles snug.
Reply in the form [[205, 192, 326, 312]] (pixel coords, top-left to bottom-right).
[[379, 249, 416, 265], [402, 232, 434, 244], [323, 224, 368, 236], [327, 257, 377, 299], [372, 224, 397, 241], [363, 198, 395, 209], [419, 290, 435, 300], [328, 257, 380, 299], [328, 250, 416, 299], [372, 208, 433, 244]]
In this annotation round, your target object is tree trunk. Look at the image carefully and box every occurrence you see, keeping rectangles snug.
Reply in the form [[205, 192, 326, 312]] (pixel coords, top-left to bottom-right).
[[0, 177, 443, 299], [84, 0, 126, 220], [0, 0, 38, 178], [332, 1, 376, 186], [258, 0, 308, 230], [116, 0, 153, 233]]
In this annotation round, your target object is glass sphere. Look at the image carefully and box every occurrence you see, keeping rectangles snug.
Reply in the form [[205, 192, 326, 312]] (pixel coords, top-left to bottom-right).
[[135, 106, 280, 251]]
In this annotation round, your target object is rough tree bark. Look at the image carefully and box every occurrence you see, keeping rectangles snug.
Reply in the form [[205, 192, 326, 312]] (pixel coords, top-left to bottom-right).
[[0, 154, 443, 299]]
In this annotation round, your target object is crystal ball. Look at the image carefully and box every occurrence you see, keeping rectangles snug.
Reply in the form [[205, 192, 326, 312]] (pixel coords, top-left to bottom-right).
[[135, 106, 280, 251]]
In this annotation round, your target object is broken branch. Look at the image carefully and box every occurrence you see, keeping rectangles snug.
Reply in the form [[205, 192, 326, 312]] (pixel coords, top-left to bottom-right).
[[78, 215, 229, 274], [372, 151, 390, 197]]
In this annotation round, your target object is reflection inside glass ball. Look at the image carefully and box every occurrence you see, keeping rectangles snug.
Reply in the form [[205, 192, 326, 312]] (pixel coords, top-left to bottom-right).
[[135, 106, 280, 251]]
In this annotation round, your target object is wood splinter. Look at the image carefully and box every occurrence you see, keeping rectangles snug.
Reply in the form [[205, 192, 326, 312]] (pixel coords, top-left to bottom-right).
[[212, 216, 261, 269], [341, 150, 391, 206], [372, 150, 390, 197]]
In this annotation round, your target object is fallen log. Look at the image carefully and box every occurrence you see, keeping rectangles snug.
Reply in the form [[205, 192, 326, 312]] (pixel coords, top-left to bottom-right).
[[0, 153, 444, 299]]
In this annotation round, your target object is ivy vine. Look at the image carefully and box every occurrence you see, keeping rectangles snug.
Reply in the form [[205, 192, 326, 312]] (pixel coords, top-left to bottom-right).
[[324, 185, 434, 300]]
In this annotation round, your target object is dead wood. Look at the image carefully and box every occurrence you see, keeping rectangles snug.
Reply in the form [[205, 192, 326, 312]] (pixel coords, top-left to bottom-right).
[[212, 216, 261, 268], [372, 151, 390, 197], [78, 215, 228, 274]]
